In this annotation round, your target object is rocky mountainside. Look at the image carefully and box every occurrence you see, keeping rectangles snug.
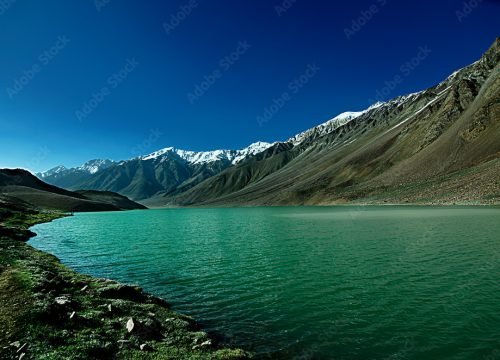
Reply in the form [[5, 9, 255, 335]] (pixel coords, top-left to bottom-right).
[[144, 38, 499, 207]]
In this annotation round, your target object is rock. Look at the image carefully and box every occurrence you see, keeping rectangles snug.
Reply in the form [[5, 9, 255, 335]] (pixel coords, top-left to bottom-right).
[[55, 296, 71, 305], [201, 340, 212, 347], [17, 343, 27, 353], [133, 318, 163, 341], [126, 318, 135, 333], [97, 284, 145, 302]]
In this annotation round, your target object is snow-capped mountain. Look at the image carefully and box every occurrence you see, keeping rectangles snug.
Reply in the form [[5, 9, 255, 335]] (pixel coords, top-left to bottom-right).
[[141, 141, 275, 165], [288, 109, 375, 146], [34, 38, 500, 205], [38, 160, 115, 179], [77, 159, 116, 174], [38, 165, 68, 179], [36, 142, 276, 200]]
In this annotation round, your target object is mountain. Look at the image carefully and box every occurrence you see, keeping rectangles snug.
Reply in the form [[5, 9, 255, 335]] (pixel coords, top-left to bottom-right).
[[36, 39, 499, 206], [143, 38, 499, 207], [37, 159, 116, 189], [37, 142, 274, 201], [0, 169, 146, 212]]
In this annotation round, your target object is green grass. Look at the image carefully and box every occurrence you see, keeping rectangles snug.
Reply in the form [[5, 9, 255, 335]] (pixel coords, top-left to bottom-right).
[[0, 204, 250, 359]]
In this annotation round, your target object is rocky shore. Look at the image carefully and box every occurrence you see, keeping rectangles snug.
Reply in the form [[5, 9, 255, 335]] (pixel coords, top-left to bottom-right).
[[0, 202, 249, 359]]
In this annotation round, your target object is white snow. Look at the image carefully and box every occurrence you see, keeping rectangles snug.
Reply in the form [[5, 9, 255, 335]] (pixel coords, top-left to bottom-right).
[[232, 141, 276, 164], [385, 89, 451, 133], [38, 160, 115, 178], [285, 101, 393, 146], [447, 60, 480, 81], [436, 85, 452, 97], [140, 141, 275, 165], [38, 165, 67, 178], [288, 110, 367, 146], [77, 159, 115, 174]]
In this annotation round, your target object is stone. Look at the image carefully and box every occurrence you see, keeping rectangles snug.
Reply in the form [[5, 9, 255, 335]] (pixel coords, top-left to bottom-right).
[[126, 318, 135, 333], [55, 296, 71, 305], [201, 340, 212, 347]]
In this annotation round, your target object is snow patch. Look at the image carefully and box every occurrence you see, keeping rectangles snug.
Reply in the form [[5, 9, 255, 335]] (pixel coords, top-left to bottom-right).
[[140, 142, 275, 165]]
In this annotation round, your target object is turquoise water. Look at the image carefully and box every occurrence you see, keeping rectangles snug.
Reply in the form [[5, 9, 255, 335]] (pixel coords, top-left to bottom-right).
[[30, 207, 500, 359]]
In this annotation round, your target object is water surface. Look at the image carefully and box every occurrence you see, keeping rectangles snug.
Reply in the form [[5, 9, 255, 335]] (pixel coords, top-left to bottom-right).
[[30, 206, 500, 359]]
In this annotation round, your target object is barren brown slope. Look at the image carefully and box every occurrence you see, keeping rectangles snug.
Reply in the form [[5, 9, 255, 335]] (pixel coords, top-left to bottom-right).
[[148, 38, 499, 207], [0, 169, 146, 212]]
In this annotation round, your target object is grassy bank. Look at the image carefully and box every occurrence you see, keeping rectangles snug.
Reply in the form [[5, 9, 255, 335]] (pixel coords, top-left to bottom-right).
[[0, 203, 249, 359]]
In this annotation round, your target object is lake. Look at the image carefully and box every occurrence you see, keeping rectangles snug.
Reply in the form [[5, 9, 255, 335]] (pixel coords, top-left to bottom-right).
[[29, 206, 500, 359]]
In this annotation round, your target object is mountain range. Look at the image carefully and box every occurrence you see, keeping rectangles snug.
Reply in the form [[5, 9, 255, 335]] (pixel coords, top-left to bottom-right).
[[37, 39, 500, 206]]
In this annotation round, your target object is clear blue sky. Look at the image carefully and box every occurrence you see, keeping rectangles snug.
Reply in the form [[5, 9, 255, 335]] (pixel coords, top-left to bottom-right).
[[0, 0, 498, 172]]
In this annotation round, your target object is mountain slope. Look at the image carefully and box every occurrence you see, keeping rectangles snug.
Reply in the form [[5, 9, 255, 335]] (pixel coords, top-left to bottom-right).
[[37, 142, 274, 201], [145, 38, 499, 207], [1, 169, 146, 212]]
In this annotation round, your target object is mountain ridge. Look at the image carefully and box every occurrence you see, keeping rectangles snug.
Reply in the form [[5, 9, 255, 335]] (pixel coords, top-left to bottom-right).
[[1, 168, 146, 212], [36, 38, 499, 206], [145, 38, 499, 206]]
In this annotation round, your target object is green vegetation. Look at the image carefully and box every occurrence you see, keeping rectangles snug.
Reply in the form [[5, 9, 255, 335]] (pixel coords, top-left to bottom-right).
[[0, 204, 249, 359]]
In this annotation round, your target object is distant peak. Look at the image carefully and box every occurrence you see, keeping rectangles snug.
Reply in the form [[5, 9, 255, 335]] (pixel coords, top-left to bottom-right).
[[37, 165, 67, 177], [38, 159, 115, 177], [78, 159, 115, 174], [140, 142, 275, 165]]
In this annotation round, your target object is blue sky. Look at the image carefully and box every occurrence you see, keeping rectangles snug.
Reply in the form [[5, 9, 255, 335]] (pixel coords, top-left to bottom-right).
[[0, 0, 498, 172]]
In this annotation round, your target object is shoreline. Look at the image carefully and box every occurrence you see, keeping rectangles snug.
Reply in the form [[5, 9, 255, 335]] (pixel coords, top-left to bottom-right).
[[144, 202, 500, 209], [0, 206, 249, 359], [4, 204, 499, 358]]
